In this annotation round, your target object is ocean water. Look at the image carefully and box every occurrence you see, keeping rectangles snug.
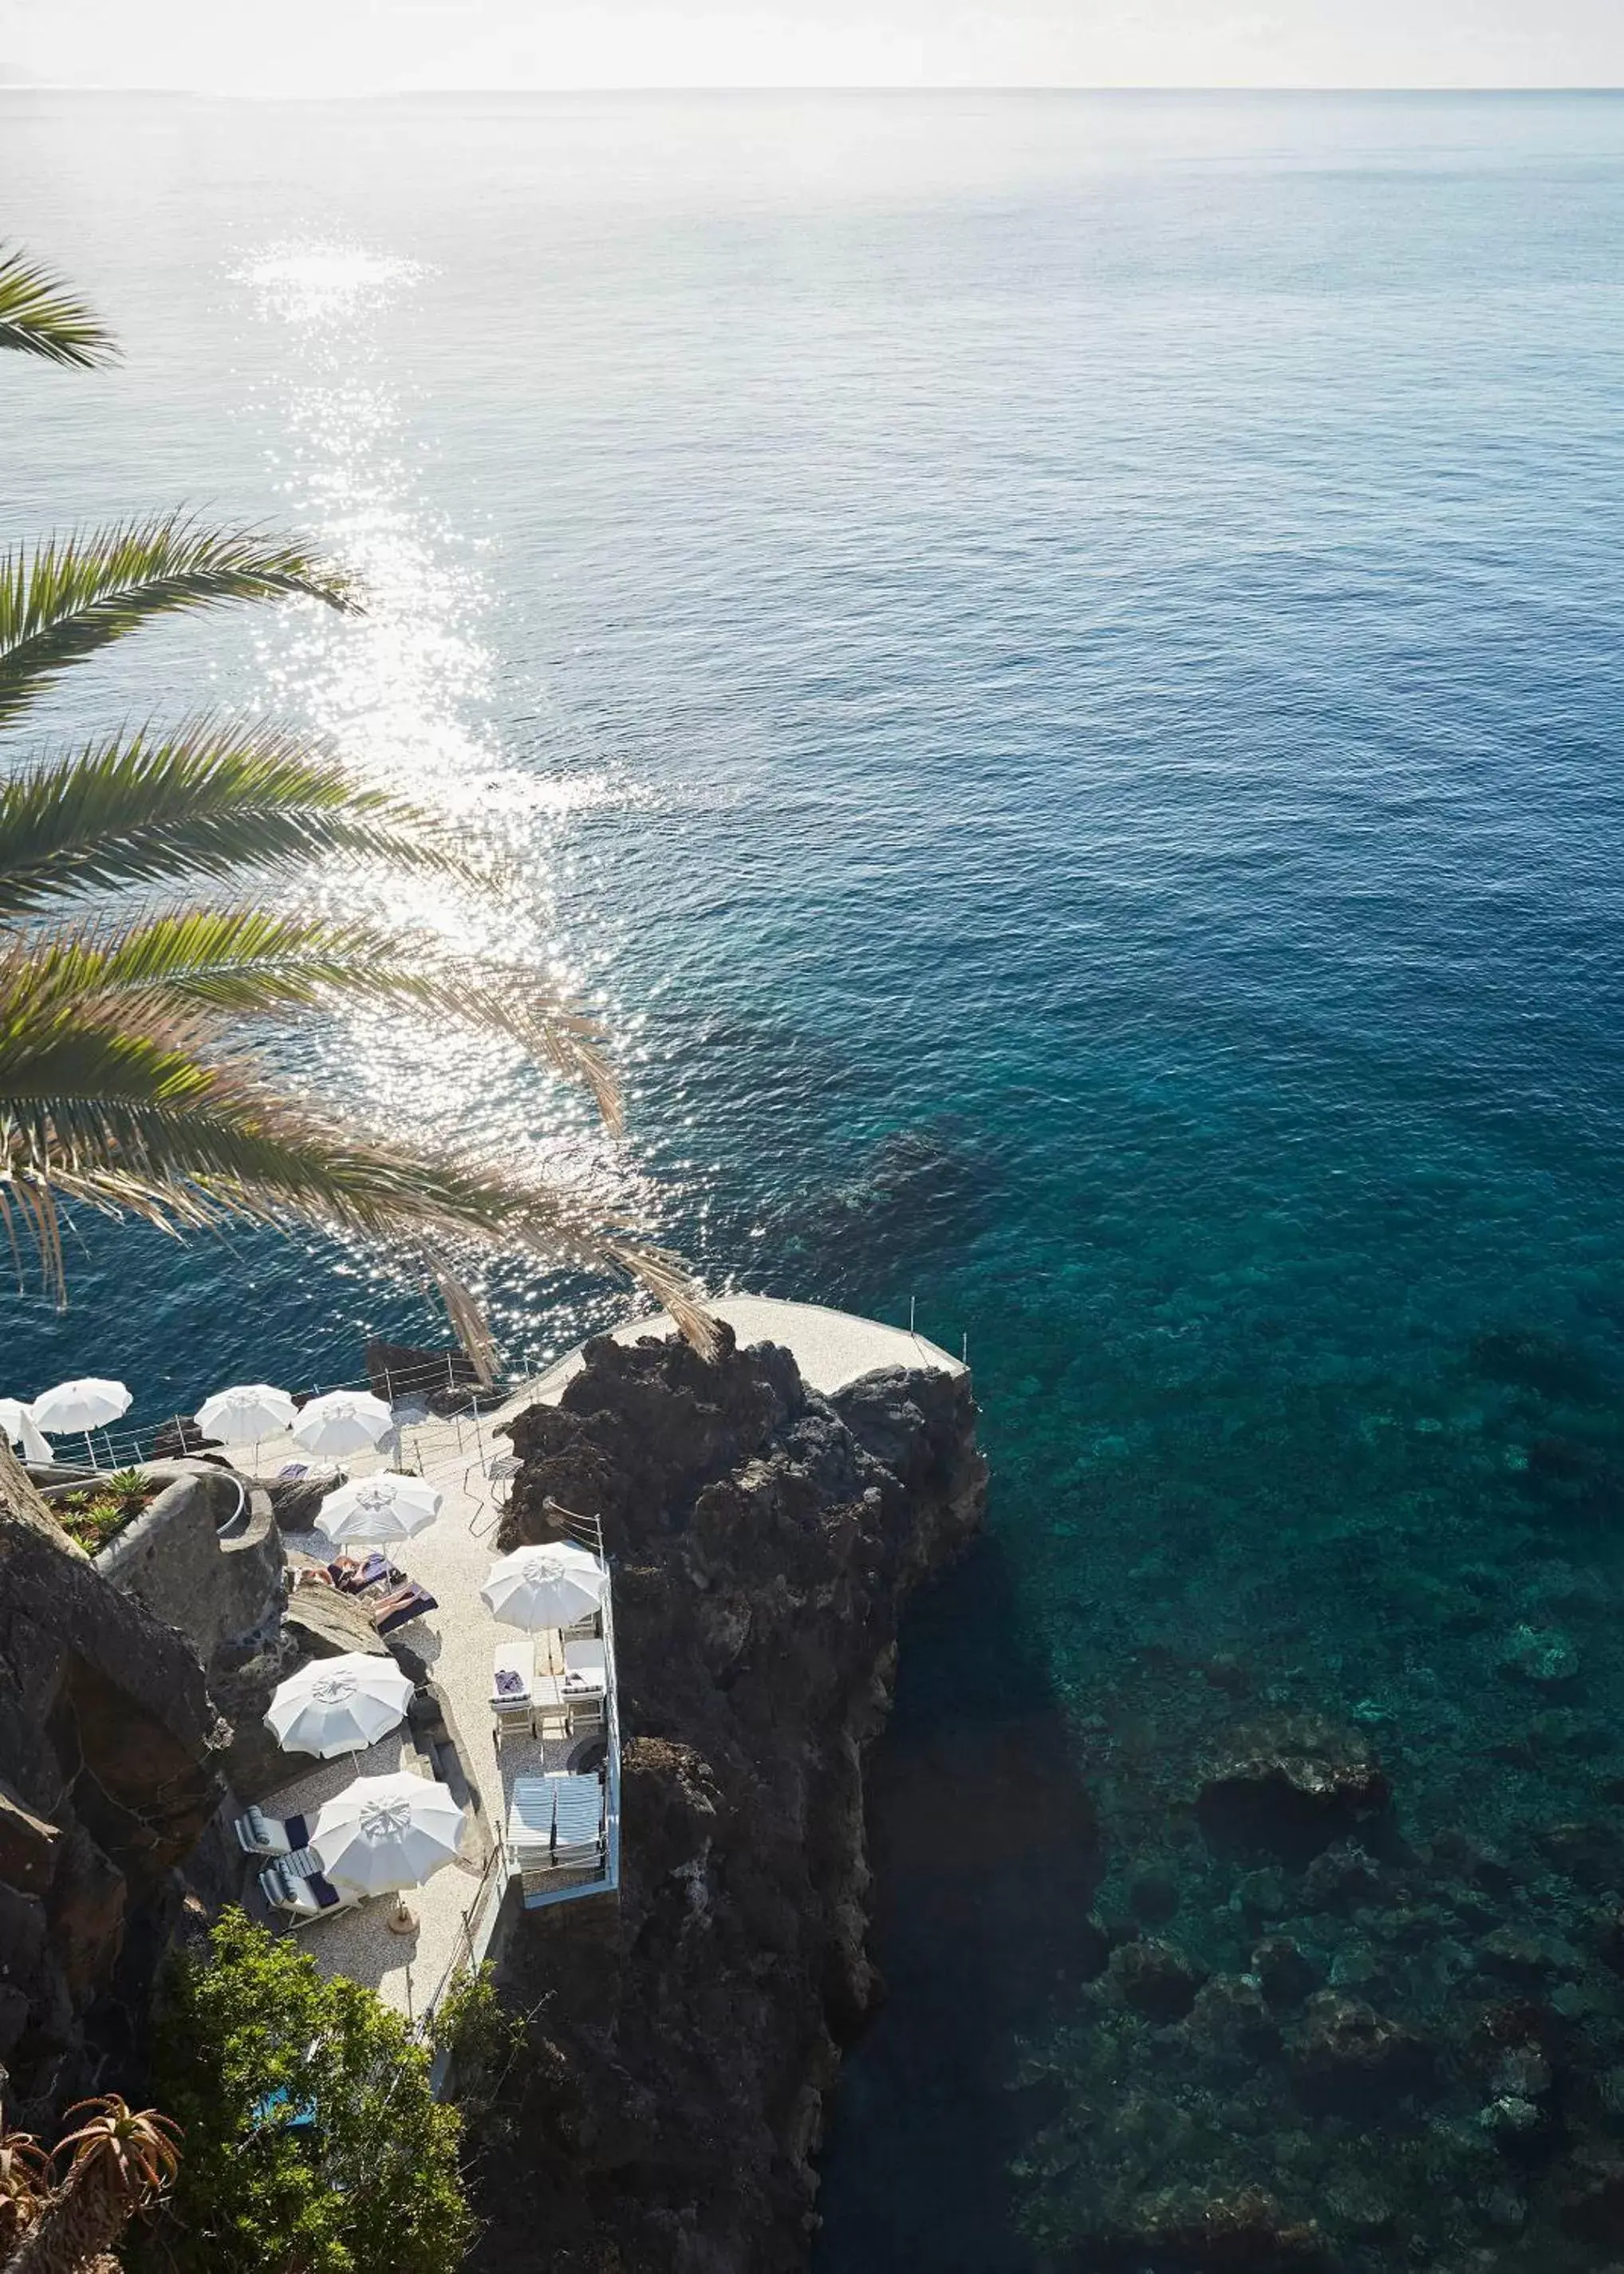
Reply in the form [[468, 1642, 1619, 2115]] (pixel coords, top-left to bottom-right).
[[8, 90, 1624, 2268]]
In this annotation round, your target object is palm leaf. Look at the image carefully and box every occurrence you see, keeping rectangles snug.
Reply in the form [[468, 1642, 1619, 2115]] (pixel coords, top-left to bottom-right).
[[0, 514, 355, 725], [0, 906, 620, 1127], [0, 723, 479, 917], [0, 1020, 714, 1354], [0, 246, 116, 370]]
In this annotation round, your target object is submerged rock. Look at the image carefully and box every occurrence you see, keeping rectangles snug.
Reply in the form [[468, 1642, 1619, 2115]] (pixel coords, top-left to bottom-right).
[[1252, 1935, 1325, 2009], [1288, 1992, 1435, 2114], [1105, 1936, 1208, 2024], [1196, 1713, 1390, 1866], [1120, 2185, 1331, 2272], [1496, 1623, 1582, 1687]]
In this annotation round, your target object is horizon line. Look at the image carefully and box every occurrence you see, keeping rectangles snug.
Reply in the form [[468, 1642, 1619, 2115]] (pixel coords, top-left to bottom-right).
[[5, 81, 1624, 100]]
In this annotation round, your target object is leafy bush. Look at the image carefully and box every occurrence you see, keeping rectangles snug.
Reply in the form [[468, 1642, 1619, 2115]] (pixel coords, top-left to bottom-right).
[[430, 1963, 527, 2142], [131, 1908, 471, 2274]]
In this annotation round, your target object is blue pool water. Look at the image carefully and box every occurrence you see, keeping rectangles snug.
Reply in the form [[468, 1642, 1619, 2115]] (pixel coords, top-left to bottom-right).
[[7, 91, 1624, 2266]]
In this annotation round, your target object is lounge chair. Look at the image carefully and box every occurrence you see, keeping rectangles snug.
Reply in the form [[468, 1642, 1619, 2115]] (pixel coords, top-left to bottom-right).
[[562, 1637, 607, 1691], [258, 1855, 360, 1925], [551, 1772, 604, 1869], [491, 1643, 534, 1741], [371, 1581, 438, 1635], [234, 1807, 310, 1858]]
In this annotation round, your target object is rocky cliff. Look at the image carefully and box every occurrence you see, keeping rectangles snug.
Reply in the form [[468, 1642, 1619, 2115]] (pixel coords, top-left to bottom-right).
[[0, 1448, 226, 2129], [470, 1326, 987, 2274]]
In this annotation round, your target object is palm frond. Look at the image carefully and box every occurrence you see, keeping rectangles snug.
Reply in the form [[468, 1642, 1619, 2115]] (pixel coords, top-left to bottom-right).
[[0, 514, 355, 725], [0, 723, 479, 917], [0, 906, 620, 1128], [0, 246, 116, 369], [0, 1020, 712, 1354]]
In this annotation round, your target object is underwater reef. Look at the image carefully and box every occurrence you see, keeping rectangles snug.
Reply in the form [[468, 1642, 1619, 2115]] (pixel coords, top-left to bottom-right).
[[1001, 1315, 1624, 2272]]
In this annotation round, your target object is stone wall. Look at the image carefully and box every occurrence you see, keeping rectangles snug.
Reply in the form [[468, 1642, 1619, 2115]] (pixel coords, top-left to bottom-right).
[[95, 1463, 283, 1659]]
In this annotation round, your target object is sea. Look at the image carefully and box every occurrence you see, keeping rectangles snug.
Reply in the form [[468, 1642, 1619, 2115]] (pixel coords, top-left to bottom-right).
[[6, 89, 1624, 2271]]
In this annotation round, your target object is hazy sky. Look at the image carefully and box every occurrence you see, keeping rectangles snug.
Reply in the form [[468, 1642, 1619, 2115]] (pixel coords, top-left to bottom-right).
[[6, 0, 1622, 95]]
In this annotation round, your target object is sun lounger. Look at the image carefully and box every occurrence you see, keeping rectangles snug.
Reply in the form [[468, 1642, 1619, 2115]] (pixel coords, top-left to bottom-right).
[[562, 1637, 607, 1693], [491, 1641, 534, 1740], [507, 1777, 557, 1870], [371, 1581, 437, 1635], [506, 1773, 604, 1881], [258, 1855, 360, 1925], [234, 1807, 309, 1858], [551, 1772, 604, 1866]]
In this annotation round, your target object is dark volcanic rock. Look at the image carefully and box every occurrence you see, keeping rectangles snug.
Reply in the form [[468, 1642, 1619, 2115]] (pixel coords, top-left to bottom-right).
[[473, 1327, 988, 2274], [1196, 1713, 1391, 1866], [364, 1337, 480, 1414], [0, 1447, 224, 2126], [148, 1414, 223, 1461]]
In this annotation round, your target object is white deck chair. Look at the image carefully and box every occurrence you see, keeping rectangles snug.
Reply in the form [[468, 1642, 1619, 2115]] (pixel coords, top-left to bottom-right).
[[491, 1639, 535, 1741]]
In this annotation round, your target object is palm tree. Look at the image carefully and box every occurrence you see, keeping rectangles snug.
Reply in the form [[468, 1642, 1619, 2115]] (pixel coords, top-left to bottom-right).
[[0, 249, 713, 1368], [3, 2096, 180, 2273]]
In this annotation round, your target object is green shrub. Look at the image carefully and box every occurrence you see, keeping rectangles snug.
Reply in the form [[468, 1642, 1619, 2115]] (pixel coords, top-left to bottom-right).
[[131, 1908, 471, 2274], [430, 1963, 527, 2141]]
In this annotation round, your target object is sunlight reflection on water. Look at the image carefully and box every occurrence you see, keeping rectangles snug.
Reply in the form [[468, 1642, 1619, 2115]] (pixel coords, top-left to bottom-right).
[[221, 234, 682, 1352]]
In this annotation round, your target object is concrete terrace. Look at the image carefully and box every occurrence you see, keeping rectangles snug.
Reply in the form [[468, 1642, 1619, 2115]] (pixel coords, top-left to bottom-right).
[[257, 1295, 964, 2022]]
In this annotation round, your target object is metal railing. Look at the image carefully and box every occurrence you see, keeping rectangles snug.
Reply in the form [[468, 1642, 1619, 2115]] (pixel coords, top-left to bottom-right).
[[18, 1348, 558, 1479], [501, 1501, 621, 1915]]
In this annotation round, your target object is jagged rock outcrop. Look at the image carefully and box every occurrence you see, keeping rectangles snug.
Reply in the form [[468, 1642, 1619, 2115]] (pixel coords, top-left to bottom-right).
[[472, 1326, 987, 2274], [0, 1447, 226, 2127], [365, 1336, 481, 1413], [95, 1464, 292, 1805]]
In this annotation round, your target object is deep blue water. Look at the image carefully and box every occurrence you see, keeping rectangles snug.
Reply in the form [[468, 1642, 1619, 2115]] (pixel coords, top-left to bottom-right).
[[8, 92, 1624, 2268]]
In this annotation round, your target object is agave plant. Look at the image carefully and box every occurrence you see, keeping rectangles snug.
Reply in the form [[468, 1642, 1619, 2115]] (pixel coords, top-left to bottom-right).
[[0, 2117, 51, 2259], [0, 248, 713, 1368], [4, 2096, 180, 2273]]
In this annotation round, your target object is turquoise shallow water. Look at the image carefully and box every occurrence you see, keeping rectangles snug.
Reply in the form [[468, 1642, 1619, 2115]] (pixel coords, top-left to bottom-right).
[[8, 90, 1624, 2268]]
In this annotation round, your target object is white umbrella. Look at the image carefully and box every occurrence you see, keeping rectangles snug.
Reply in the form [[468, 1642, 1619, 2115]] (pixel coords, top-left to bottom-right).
[[316, 1472, 441, 1547], [290, 1390, 394, 1458], [266, 1653, 413, 1759], [0, 1398, 53, 1467], [30, 1377, 132, 1471], [310, 1772, 464, 1929], [481, 1540, 607, 1634], [195, 1382, 298, 1456]]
